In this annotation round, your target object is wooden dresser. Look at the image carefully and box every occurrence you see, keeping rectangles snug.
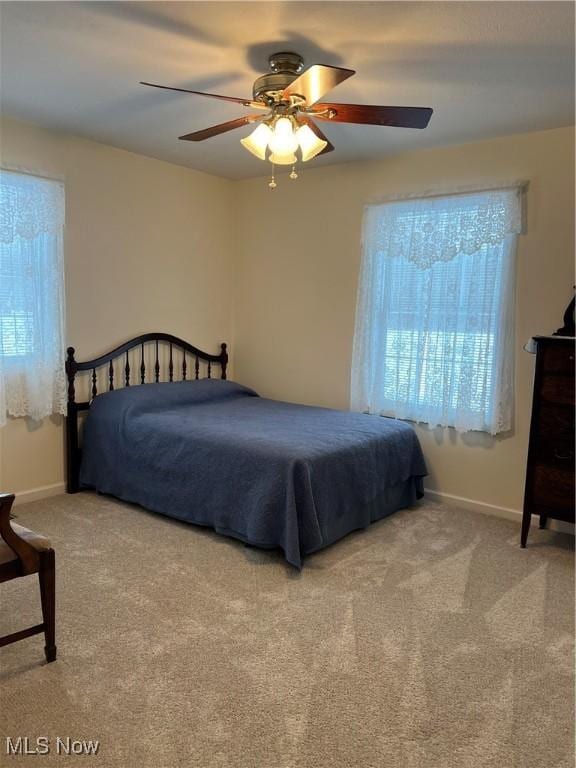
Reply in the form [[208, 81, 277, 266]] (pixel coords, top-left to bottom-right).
[[521, 336, 575, 546]]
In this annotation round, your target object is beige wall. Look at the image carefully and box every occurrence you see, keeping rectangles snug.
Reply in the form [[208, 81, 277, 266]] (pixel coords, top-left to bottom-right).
[[234, 127, 575, 512], [1, 119, 574, 512], [0, 116, 235, 495]]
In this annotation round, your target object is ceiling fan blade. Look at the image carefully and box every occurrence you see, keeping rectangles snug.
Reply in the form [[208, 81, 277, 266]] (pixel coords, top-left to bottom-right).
[[298, 117, 335, 155], [312, 103, 433, 128], [140, 81, 267, 109], [282, 65, 355, 106], [179, 115, 263, 142]]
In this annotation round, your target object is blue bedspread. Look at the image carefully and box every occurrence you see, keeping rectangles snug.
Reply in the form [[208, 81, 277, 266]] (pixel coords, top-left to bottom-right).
[[80, 380, 427, 567]]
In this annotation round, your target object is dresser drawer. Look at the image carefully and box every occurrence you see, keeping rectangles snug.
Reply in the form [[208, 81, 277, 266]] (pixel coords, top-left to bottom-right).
[[534, 440, 574, 469], [540, 375, 575, 406], [536, 404, 575, 441], [541, 342, 575, 374], [531, 464, 575, 509]]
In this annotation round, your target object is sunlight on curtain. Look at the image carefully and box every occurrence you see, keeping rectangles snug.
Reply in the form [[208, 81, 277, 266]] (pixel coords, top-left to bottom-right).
[[351, 188, 523, 434], [0, 169, 66, 426]]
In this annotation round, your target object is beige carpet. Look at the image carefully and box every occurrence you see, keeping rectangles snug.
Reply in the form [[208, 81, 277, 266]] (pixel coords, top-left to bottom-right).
[[0, 493, 573, 768]]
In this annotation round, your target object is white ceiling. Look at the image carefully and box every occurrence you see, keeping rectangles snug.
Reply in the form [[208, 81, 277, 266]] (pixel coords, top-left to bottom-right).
[[1, 1, 574, 179]]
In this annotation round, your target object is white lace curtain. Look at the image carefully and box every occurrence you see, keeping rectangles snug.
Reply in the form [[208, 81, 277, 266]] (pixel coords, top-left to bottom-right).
[[0, 169, 66, 426], [351, 187, 523, 434]]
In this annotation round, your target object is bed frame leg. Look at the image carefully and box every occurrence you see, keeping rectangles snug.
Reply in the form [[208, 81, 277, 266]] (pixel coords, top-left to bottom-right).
[[65, 347, 80, 493]]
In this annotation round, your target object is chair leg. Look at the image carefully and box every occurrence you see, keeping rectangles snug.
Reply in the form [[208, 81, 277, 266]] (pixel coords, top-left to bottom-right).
[[38, 549, 56, 663]]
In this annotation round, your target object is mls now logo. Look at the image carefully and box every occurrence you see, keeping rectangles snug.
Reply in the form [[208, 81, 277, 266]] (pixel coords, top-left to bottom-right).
[[6, 737, 100, 756]]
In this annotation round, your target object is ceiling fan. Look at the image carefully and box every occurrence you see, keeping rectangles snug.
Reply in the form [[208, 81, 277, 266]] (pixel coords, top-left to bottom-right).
[[141, 52, 433, 187]]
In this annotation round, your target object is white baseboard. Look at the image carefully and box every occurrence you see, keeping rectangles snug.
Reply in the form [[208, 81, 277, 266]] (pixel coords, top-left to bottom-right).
[[12, 482, 66, 506], [424, 487, 574, 535], [7, 481, 574, 537]]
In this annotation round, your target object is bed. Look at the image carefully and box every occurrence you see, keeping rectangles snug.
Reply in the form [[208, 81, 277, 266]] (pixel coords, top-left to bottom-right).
[[65, 334, 426, 568]]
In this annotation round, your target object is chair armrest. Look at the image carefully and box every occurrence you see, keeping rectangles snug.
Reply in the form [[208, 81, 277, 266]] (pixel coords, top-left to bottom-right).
[[0, 493, 40, 575]]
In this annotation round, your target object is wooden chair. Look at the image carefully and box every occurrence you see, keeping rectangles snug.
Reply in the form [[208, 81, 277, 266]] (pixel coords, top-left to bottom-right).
[[0, 493, 56, 663]]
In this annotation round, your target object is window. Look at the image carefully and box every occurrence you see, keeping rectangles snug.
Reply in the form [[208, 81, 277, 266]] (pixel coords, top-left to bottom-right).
[[0, 169, 66, 425], [351, 188, 523, 434]]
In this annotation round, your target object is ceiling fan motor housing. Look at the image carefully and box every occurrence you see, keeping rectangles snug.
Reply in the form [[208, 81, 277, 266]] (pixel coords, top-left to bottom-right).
[[253, 52, 305, 102]]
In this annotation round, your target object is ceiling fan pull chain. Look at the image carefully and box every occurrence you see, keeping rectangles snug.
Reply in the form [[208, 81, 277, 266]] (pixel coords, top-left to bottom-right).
[[268, 163, 277, 190], [289, 164, 298, 180]]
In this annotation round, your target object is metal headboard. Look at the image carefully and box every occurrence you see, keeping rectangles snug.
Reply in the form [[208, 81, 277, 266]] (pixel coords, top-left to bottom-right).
[[65, 333, 228, 493]]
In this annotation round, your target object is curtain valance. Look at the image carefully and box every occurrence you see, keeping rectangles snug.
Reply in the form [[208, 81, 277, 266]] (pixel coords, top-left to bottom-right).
[[0, 169, 64, 244], [363, 187, 523, 270]]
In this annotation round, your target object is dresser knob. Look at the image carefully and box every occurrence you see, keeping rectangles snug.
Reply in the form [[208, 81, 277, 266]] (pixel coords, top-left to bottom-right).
[[554, 449, 573, 461]]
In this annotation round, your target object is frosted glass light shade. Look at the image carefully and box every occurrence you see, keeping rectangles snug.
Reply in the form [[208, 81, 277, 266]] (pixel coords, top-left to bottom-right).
[[269, 151, 298, 165], [240, 123, 273, 160], [240, 117, 327, 170], [296, 124, 327, 162], [268, 117, 299, 155]]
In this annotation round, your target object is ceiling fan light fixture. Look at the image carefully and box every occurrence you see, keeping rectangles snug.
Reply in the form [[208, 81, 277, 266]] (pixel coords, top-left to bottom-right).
[[240, 123, 273, 160], [296, 124, 328, 162]]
